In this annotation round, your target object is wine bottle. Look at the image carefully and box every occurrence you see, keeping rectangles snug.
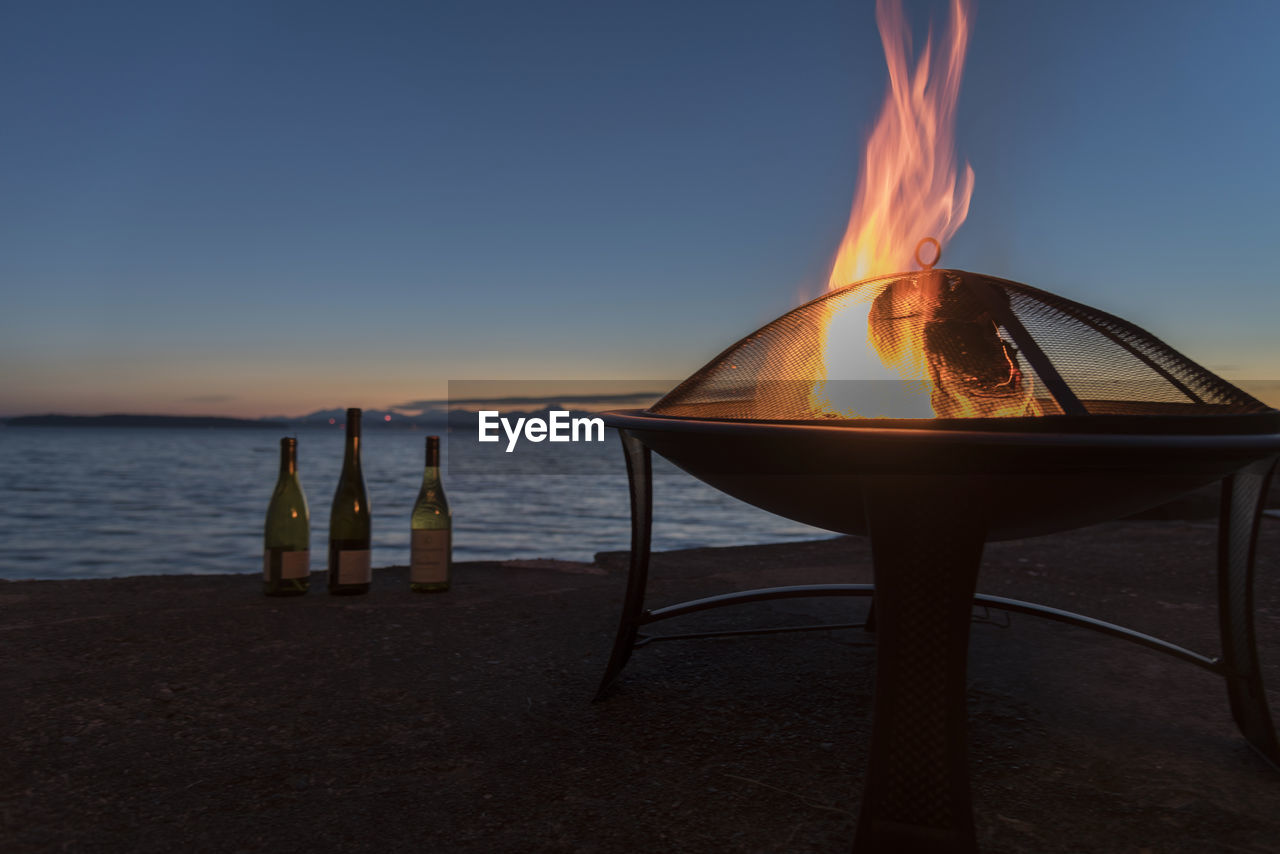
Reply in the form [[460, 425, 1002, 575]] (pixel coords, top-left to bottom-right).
[[410, 435, 451, 592], [263, 437, 310, 596], [328, 408, 372, 595]]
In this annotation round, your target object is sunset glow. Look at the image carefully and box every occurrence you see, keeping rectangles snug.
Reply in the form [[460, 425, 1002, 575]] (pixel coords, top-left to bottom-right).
[[1, 2, 1277, 420]]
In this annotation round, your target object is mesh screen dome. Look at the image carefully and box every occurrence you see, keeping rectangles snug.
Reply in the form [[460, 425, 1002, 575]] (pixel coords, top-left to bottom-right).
[[650, 269, 1273, 427]]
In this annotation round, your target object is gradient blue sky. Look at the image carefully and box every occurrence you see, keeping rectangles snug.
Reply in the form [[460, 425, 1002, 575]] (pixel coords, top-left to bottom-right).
[[3, 0, 1278, 417]]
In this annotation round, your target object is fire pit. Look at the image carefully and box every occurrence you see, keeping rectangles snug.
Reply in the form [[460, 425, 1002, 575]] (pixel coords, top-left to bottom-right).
[[595, 269, 1280, 853]]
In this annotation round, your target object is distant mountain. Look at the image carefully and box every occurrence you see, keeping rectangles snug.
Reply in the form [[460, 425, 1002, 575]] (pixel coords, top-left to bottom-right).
[[283, 408, 450, 428], [281, 406, 611, 430], [5, 414, 290, 429], [2, 406, 617, 431]]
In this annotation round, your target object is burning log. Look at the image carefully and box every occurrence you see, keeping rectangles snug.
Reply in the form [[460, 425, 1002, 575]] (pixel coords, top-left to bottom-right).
[[867, 267, 1044, 418]]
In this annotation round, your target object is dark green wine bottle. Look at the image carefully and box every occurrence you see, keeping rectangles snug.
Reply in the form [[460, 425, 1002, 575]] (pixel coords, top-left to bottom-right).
[[410, 435, 451, 592], [328, 408, 371, 595], [263, 437, 309, 596]]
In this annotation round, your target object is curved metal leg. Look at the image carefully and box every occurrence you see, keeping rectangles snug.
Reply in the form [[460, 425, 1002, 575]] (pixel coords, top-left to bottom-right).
[[854, 477, 985, 854], [594, 429, 653, 701], [1218, 456, 1279, 766]]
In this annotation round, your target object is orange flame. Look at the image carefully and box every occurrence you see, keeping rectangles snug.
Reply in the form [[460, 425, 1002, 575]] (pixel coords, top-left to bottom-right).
[[827, 0, 974, 289], [799, 0, 1042, 419]]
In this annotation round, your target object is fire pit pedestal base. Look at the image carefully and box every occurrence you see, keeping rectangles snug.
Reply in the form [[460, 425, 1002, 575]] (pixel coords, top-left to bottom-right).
[[595, 424, 1279, 852], [854, 476, 986, 852]]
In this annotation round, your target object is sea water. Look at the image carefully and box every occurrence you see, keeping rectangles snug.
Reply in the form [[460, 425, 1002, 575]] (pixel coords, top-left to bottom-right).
[[0, 426, 829, 580]]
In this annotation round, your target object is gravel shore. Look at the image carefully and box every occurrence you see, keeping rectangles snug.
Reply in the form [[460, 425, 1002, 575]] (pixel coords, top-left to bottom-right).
[[3, 517, 1279, 853]]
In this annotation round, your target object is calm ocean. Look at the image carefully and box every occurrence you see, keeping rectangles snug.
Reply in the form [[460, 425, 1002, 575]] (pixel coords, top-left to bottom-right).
[[0, 426, 828, 580]]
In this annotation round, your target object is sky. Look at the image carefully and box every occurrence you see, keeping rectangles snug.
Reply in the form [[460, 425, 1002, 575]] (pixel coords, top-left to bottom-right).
[[3, 0, 1279, 418]]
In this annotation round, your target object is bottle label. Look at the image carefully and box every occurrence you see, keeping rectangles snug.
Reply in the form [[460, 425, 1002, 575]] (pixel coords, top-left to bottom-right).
[[263, 549, 310, 581], [410, 530, 451, 583], [335, 549, 372, 584]]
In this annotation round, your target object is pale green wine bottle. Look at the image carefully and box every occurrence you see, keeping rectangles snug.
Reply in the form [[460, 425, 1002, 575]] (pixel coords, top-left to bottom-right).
[[410, 435, 451, 592], [263, 437, 310, 596], [328, 408, 372, 595]]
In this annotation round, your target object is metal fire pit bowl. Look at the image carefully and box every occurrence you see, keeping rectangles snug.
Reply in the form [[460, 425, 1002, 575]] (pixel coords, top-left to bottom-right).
[[602, 408, 1279, 540], [594, 270, 1280, 853]]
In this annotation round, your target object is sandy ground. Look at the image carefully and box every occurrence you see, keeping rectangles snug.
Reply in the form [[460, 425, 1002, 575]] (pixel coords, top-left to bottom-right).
[[2, 515, 1279, 853]]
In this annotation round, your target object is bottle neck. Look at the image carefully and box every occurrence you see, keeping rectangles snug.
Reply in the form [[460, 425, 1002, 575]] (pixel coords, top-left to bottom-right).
[[423, 436, 440, 483], [279, 440, 297, 477], [343, 418, 362, 468]]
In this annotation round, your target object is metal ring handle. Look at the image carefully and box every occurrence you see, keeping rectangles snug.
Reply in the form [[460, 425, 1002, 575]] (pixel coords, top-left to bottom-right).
[[915, 237, 941, 270]]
